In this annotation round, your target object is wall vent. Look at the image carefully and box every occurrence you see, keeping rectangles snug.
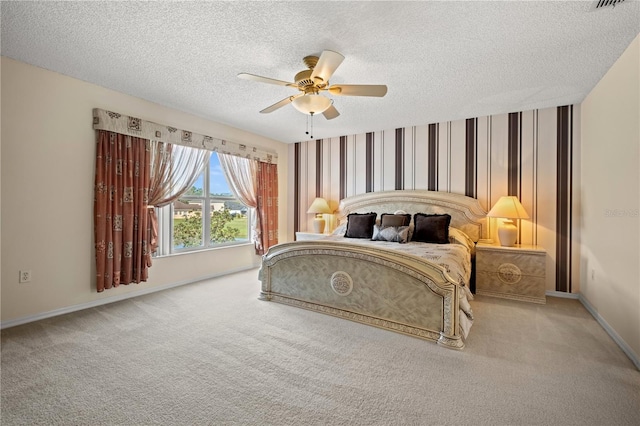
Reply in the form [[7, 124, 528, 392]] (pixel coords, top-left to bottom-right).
[[591, 0, 626, 10]]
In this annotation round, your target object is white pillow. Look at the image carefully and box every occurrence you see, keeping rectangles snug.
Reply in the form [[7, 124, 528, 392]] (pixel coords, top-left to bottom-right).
[[448, 227, 475, 252], [331, 223, 347, 236]]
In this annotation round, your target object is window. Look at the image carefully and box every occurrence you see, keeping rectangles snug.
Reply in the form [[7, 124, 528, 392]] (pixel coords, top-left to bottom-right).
[[154, 153, 251, 256]]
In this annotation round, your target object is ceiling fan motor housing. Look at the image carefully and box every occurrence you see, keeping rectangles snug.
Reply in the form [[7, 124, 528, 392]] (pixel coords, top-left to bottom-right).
[[294, 69, 327, 93], [294, 69, 315, 90], [295, 55, 327, 92]]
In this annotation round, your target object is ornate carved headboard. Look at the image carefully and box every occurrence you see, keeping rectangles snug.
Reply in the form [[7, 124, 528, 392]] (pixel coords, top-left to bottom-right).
[[337, 190, 488, 242]]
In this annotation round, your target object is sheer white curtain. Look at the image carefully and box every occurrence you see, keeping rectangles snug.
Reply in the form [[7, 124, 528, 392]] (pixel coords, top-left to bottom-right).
[[147, 141, 209, 255], [218, 153, 260, 247]]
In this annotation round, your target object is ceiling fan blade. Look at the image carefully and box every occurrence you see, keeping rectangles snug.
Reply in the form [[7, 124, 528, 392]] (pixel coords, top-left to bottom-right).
[[259, 94, 301, 114], [310, 50, 345, 84], [322, 105, 340, 120], [328, 84, 388, 97], [238, 73, 296, 87]]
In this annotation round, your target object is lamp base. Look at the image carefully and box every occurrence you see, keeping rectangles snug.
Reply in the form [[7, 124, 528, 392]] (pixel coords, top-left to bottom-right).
[[497, 220, 517, 247], [312, 217, 326, 234]]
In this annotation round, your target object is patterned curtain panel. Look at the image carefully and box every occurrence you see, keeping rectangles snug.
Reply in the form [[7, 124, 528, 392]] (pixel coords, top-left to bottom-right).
[[218, 153, 260, 248], [256, 162, 279, 255], [94, 131, 151, 292], [147, 141, 209, 254]]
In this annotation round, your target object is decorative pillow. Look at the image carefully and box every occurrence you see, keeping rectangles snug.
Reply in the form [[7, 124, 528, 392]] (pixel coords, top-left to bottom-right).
[[380, 213, 412, 228], [449, 227, 475, 252], [344, 213, 377, 239], [412, 213, 451, 244], [331, 223, 347, 236], [372, 225, 410, 243]]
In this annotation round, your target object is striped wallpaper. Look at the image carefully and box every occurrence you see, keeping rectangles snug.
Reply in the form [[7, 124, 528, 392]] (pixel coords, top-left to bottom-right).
[[289, 105, 578, 292]]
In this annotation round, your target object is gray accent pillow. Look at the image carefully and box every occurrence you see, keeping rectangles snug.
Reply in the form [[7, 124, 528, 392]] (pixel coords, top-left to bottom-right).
[[344, 213, 377, 239], [372, 225, 410, 243], [412, 213, 451, 244]]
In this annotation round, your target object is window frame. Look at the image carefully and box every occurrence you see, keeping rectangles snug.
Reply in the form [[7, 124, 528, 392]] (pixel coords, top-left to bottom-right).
[[154, 152, 252, 257]]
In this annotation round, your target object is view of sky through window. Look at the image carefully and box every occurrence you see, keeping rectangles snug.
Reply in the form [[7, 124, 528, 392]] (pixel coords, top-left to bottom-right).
[[190, 153, 232, 196], [209, 154, 231, 195]]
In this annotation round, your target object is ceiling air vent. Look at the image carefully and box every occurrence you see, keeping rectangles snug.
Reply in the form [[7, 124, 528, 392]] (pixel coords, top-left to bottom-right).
[[592, 0, 626, 10]]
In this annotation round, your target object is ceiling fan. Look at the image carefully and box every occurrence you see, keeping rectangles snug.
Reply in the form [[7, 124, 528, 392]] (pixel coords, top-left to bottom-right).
[[238, 50, 387, 121]]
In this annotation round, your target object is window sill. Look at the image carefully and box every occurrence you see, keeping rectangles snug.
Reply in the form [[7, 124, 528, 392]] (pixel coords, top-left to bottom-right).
[[153, 241, 254, 259]]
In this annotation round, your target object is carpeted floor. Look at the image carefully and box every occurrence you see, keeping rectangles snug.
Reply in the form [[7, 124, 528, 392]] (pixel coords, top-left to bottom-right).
[[1, 268, 639, 425]]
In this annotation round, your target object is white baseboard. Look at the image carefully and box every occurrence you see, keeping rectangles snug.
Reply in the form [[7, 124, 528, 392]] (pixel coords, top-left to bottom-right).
[[545, 290, 580, 299], [578, 293, 640, 371], [547, 289, 638, 370], [0, 265, 259, 330]]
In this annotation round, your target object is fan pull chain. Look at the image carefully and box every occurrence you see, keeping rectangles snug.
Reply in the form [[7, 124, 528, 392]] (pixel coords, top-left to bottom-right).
[[304, 113, 315, 139], [304, 112, 314, 139], [305, 115, 310, 137]]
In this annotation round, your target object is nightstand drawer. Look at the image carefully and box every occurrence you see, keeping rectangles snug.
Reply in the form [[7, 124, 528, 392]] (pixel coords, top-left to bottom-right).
[[475, 244, 546, 304], [476, 251, 545, 278], [476, 271, 546, 303]]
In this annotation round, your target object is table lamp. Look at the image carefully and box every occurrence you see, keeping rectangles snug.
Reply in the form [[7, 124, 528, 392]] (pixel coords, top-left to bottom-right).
[[307, 197, 332, 233], [487, 196, 529, 247]]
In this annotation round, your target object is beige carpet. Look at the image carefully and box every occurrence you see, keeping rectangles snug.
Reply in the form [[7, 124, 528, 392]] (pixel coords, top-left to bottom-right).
[[2, 268, 639, 425]]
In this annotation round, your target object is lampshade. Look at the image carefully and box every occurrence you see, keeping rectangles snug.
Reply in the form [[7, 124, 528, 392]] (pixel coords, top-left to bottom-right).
[[487, 196, 529, 247], [307, 197, 331, 214], [487, 196, 530, 219], [292, 94, 332, 115], [307, 197, 332, 234]]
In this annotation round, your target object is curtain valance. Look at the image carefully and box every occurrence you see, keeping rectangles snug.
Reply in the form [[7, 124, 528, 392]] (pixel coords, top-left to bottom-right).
[[93, 108, 278, 165]]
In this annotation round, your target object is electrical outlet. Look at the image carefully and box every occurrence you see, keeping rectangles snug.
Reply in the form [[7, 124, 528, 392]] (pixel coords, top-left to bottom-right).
[[19, 270, 32, 283]]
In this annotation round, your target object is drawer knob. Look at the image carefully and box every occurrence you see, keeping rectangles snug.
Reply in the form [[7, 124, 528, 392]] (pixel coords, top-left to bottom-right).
[[497, 263, 522, 284]]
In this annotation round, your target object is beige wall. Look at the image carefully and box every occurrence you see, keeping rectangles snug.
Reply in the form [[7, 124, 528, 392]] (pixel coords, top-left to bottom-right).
[[0, 57, 289, 324], [580, 35, 640, 358]]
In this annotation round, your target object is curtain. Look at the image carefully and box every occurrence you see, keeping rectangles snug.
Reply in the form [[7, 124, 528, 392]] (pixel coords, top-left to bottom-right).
[[147, 141, 209, 256], [94, 131, 151, 292], [218, 153, 260, 248], [256, 162, 279, 255]]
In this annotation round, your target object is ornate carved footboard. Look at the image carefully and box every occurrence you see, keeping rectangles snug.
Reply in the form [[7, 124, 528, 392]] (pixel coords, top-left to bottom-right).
[[260, 190, 488, 350], [260, 241, 465, 349]]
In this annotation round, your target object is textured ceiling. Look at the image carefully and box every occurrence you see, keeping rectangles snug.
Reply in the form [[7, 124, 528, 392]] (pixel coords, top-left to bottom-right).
[[2, 1, 639, 143]]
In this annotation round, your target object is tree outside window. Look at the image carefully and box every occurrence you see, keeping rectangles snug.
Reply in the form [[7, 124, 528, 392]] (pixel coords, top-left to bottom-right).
[[155, 152, 250, 255]]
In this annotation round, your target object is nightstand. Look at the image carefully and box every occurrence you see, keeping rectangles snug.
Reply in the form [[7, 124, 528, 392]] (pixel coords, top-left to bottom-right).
[[295, 232, 327, 241], [475, 243, 546, 304]]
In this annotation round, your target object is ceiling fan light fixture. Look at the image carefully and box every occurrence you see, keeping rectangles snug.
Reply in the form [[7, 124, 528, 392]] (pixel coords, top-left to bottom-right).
[[291, 93, 332, 115], [239, 50, 386, 119]]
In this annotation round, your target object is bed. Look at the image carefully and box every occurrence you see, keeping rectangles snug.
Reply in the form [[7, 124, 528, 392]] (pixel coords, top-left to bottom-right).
[[259, 190, 488, 349]]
